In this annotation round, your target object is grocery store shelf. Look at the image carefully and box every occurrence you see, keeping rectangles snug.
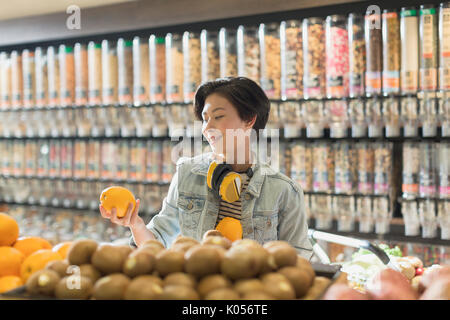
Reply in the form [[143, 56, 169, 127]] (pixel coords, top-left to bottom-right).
[[0, 198, 162, 217], [0, 102, 193, 111], [0, 0, 442, 50], [0, 135, 177, 140], [309, 218, 450, 247], [0, 128, 448, 141], [0, 199, 99, 213], [0, 92, 446, 112], [398, 197, 450, 203], [0, 174, 171, 185], [304, 191, 389, 199]]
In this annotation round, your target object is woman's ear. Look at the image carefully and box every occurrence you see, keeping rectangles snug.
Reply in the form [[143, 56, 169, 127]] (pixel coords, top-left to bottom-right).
[[245, 115, 257, 130]]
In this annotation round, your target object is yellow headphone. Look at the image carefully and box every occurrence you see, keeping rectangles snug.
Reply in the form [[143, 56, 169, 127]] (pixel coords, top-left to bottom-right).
[[207, 161, 243, 203]]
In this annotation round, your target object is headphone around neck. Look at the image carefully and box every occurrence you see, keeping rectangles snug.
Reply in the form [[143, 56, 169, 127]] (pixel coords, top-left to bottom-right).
[[207, 161, 253, 203]]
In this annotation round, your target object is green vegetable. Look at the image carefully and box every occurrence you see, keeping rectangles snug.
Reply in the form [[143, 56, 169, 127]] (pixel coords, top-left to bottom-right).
[[352, 244, 403, 260]]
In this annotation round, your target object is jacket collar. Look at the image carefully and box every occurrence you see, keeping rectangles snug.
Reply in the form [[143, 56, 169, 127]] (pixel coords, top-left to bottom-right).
[[190, 152, 266, 198]]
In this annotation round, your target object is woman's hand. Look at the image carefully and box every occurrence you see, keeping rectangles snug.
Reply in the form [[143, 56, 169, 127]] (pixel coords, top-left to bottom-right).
[[99, 199, 144, 229]]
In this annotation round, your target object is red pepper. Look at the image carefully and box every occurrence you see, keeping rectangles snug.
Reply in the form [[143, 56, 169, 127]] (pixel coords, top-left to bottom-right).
[[415, 267, 424, 276]]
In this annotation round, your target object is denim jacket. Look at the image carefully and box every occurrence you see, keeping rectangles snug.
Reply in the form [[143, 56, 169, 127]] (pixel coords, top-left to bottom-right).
[[134, 152, 313, 259]]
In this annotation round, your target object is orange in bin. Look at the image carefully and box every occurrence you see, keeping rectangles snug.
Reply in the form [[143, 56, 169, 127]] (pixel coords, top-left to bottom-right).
[[13, 237, 52, 258], [0, 276, 23, 294], [100, 186, 136, 218], [0, 212, 19, 246], [0, 247, 24, 277], [20, 250, 62, 282]]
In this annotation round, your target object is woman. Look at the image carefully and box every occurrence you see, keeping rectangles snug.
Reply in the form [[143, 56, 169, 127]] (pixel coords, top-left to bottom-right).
[[100, 77, 313, 259]]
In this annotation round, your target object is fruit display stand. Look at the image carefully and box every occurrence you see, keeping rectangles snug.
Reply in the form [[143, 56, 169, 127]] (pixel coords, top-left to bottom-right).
[[0, 263, 342, 300], [0, 235, 344, 300]]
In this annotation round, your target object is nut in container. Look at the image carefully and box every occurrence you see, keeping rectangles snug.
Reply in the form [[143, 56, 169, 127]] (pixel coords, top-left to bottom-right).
[[279, 101, 302, 138], [259, 22, 281, 99], [219, 27, 238, 78]]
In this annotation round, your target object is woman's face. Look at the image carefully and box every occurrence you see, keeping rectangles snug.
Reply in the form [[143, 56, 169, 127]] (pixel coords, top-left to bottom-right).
[[201, 93, 255, 163]]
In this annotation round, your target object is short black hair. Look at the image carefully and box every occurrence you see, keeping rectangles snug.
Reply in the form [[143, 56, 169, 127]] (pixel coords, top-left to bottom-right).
[[194, 77, 270, 132]]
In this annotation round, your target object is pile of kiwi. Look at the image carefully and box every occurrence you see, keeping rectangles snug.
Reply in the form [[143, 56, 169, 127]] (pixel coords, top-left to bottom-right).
[[25, 233, 330, 300]]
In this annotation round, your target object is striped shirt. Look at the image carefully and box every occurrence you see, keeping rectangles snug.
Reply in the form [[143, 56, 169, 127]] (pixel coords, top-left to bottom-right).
[[215, 172, 250, 227]]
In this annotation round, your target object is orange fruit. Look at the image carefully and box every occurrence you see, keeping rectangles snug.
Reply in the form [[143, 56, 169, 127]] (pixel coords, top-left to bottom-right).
[[20, 249, 63, 282], [100, 186, 136, 218], [0, 247, 25, 277], [0, 212, 19, 246], [52, 241, 72, 259], [13, 237, 53, 258], [0, 276, 23, 293], [215, 217, 243, 242]]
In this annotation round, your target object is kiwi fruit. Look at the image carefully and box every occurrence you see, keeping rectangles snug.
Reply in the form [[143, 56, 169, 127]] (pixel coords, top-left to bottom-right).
[[242, 291, 275, 300], [155, 249, 185, 277], [67, 239, 98, 266], [301, 276, 331, 300], [197, 274, 232, 298], [116, 245, 133, 259], [141, 239, 165, 249], [261, 273, 296, 300], [26, 269, 61, 296], [278, 266, 312, 298], [136, 245, 164, 257], [202, 230, 223, 240], [54, 275, 93, 300], [212, 246, 227, 259], [265, 244, 297, 268], [171, 242, 198, 254], [172, 235, 200, 247], [123, 250, 155, 278], [131, 274, 163, 287], [45, 260, 70, 278], [232, 239, 261, 248], [124, 275, 164, 300], [91, 244, 129, 274], [220, 246, 262, 280], [184, 245, 223, 278], [163, 272, 196, 288], [201, 236, 231, 250], [79, 264, 102, 283], [296, 256, 315, 281], [230, 240, 276, 275], [305, 276, 331, 300], [263, 240, 291, 250], [259, 252, 277, 275], [159, 284, 200, 300], [204, 288, 240, 300], [248, 245, 276, 275], [234, 279, 265, 296], [92, 273, 131, 300]]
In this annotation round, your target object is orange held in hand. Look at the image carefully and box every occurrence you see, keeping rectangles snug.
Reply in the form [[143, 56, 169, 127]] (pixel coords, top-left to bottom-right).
[[0, 212, 19, 246], [100, 186, 136, 218], [215, 217, 243, 242], [13, 237, 53, 258], [20, 249, 63, 282]]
